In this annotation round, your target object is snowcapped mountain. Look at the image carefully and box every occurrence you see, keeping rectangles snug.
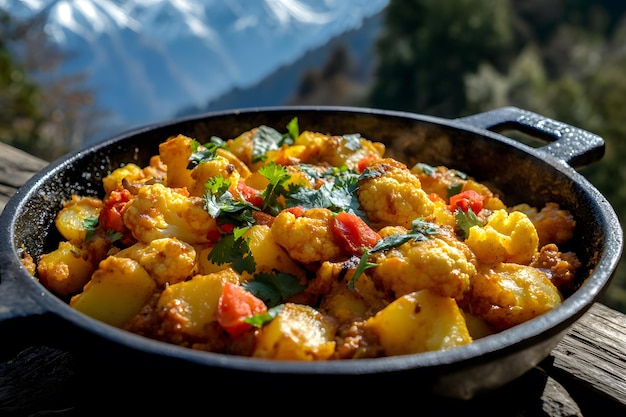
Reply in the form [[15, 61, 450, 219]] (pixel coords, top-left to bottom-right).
[[1, 0, 388, 144]]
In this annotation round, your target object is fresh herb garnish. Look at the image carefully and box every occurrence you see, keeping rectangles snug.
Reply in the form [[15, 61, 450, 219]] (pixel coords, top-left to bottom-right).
[[286, 164, 362, 216], [82, 216, 122, 242], [243, 271, 306, 308], [455, 207, 482, 239], [187, 137, 226, 169], [258, 162, 293, 215], [414, 162, 437, 176], [206, 227, 256, 274], [342, 133, 362, 151], [285, 117, 299, 142], [244, 304, 284, 327], [83, 216, 99, 241], [203, 176, 257, 228], [447, 183, 463, 197], [251, 117, 300, 163]]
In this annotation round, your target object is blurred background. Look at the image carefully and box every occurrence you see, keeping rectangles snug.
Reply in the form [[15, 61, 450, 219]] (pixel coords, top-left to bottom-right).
[[2, 0, 626, 313]]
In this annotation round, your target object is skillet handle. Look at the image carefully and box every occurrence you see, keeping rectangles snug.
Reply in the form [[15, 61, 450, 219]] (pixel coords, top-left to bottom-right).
[[0, 256, 49, 322], [455, 106, 605, 169]]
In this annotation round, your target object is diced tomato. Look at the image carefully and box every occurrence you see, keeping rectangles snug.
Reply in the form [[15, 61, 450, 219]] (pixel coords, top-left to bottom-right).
[[233, 180, 263, 207], [357, 153, 379, 173], [252, 210, 275, 226], [283, 205, 306, 217], [99, 188, 135, 244], [449, 190, 484, 213], [428, 192, 442, 202], [217, 281, 268, 338], [207, 223, 234, 242], [332, 211, 381, 256]]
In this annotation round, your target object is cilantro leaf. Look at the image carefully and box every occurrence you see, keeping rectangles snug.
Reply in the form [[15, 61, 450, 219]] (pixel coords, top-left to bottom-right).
[[206, 229, 256, 274], [349, 251, 378, 290], [285, 164, 362, 216], [369, 218, 438, 253], [414, 162, 436, 176], [83, 216, 99, 241], [251, 118, 300, 163], [285, 117, 299, 142], [258, 162, 292, 215], [187, 137, 226, 169], [243, 271, 306, 308], [342, 133, 362, 151], [252, 126, 285, 163], [244, 304, 284, 327], [455, 207, 482, 239], [203, 176, 258, 228]]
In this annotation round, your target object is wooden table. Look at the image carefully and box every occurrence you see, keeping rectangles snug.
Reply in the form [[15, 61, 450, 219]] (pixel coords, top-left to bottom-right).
[[1, 141, 625, 416]]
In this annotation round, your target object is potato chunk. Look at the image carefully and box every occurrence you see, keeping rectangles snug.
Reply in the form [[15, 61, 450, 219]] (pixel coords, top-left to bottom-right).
[[468, 263, 563, 330], [367, 290, 472, 355], [253, 303, 336, 360], [157, 268, 239, 338], [243, 224, 306, 280], [55, 195, 102, 242], [37, 241, 97, 297], [70, 256, 156, 327]]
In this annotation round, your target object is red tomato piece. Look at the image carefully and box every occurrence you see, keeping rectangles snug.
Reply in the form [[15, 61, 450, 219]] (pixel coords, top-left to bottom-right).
[[332, 211, 381, 256], [428, 192, 442, 202], [283, 205, 306, 217], [449, 190, 484, 213], [207, 222, 235, 242], [234, 180, 263, 207], [357, 153, 379, 173], [217, 281, 268, 338], [98, 188, 135, 244]]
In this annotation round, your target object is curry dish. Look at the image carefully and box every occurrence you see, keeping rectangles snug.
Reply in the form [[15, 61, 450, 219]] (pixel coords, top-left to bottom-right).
[[25, 118, 582, 360]]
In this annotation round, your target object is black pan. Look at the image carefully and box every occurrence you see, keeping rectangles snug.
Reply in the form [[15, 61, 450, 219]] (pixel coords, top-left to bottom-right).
[[0, 106, 621, 403]]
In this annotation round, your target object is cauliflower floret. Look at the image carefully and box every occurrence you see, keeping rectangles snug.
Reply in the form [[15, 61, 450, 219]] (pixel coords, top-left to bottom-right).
[[159, 133, 251, 197], [468, 263, 563, 331], [123, 183, 217, 245], [465, 209, 539, 265], [371, 226, 475, 300], [102, 163, 147, 196], [358, 158, 435, 229], [188, 154, 242, 197], [310, 260, 389, 324], [288, 130, 385, 170], [511, 202, 576, 247], [115, 237, 197, 287], [271, 208, 345, 263], [225, 128, 257, 169], [159, 134, 196, 190]]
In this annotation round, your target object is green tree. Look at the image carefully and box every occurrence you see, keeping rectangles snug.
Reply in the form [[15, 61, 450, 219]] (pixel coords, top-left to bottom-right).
[[368, 0, 514, 117], [0, 10, 102, 161]]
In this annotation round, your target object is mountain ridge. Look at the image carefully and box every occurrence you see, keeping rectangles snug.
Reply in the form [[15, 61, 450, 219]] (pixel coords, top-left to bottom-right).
[[1, 0, 388, 144]]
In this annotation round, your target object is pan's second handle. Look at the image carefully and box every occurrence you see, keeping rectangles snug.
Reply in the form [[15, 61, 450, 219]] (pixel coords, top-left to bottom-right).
[[0, 252, 49, 323], [455, 106, 605, 169]]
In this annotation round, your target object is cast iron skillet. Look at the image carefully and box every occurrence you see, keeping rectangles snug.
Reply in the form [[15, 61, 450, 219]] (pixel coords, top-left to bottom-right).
[[0, 106, 622, 400]]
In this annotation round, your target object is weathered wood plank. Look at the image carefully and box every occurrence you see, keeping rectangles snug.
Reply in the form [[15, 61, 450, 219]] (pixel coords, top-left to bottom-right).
[[550, 302, 626, 411], [0, 142, 48, 213]]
